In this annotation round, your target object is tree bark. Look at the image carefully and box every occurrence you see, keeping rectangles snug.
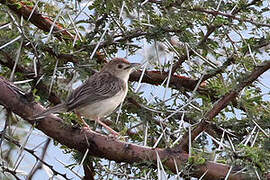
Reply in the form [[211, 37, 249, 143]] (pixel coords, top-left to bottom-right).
[[0, 76, 249, 180]]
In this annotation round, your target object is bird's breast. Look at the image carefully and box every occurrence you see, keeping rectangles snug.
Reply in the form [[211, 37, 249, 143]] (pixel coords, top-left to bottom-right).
[[76, 88, 127, 120]]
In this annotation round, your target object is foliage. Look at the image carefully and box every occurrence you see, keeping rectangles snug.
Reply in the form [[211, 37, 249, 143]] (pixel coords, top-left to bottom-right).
[[0, 0, 270, 179]]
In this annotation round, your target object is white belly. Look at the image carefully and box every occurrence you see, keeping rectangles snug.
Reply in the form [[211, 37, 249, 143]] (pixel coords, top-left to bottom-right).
[[76, 89, 127, 120]]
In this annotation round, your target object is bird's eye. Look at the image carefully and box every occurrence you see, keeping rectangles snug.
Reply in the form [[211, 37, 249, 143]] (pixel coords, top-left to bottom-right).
[[117, 64, 123, 69]]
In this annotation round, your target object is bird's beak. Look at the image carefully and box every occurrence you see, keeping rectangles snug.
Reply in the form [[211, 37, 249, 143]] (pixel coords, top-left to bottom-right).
[[129, 63, 141, 69]]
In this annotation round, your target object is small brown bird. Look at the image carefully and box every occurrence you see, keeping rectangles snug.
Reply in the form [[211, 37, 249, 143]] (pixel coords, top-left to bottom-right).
[[33, 58, 140, 136]]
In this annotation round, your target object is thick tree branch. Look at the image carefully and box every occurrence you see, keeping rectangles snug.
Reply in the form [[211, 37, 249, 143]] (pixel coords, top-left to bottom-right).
[[0, 0, 74, 41], [0, 49, 205, 100], [130, 70, 201, 91], [177, 60, 270, 152], [206, 61, 270, 119], [0, 76, 249, 180]]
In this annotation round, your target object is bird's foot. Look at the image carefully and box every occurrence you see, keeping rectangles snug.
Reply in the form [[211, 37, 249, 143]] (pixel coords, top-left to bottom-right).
[[111, 130, 120, 136], [107, 131, 119, 137], [80, 124, 94, 134], [108, 133, 128, 141], [119, 135, 128, 142]]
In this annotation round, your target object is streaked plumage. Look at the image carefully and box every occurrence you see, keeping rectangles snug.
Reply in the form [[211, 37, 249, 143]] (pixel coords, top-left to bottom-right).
[[33, 58, 139, 135], [68, 71, 126, 119]]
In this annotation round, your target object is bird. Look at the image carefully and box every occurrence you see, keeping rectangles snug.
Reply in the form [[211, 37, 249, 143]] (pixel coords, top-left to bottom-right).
[[32, 58, 140, 136]]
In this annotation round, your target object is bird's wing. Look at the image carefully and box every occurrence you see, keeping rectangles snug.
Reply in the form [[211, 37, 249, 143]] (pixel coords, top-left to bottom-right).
[[66, 72, 125, 111]]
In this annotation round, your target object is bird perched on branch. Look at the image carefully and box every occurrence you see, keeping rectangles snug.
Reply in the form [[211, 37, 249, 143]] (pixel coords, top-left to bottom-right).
[[32, 58, 140, 136]]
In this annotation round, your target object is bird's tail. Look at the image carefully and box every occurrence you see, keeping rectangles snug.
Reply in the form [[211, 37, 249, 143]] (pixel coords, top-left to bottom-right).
[[31, 103, 67, 119]]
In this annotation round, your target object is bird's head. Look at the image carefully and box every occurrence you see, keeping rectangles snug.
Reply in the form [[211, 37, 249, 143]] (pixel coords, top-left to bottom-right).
[[101, 58, 140, 81]]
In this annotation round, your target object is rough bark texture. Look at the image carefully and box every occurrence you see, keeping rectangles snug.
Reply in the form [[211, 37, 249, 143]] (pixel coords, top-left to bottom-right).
[[0, 0, 74, 41], [0, 0, 269, 178], [0, 76, 250, 180], [175, 61, 270, 152]]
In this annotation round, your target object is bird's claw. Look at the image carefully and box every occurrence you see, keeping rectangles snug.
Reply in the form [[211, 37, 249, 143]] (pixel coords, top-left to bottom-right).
[[108, 133, 128, 141], [80, 125, 94, 134]]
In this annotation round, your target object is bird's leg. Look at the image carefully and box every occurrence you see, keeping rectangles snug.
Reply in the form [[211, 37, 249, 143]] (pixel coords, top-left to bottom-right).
[[76, 113, 89, 127], [96, 118, 120, 136], [75, 112, 93, 132]]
